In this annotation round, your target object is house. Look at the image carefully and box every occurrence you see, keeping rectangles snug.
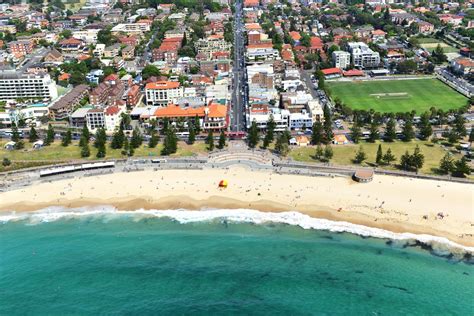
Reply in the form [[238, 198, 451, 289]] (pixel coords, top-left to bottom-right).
[[333, 134, 349, 145], [371, 29, 386, 42], [450, 58, 474, 76], [321, 68, 343, 79], [43, 48, 63, 65], [103, 43, 121, 58], [418, 21, 434, 34], [121, 45, 135, 60], [59, 38, 84, 54]]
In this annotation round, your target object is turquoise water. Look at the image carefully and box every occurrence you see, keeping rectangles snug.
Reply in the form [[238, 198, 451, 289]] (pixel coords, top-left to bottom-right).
[[1, 212, 473, 315]]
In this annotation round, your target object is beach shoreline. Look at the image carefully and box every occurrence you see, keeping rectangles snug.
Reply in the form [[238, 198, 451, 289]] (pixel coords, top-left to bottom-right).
[[0, 167, 472, 247]]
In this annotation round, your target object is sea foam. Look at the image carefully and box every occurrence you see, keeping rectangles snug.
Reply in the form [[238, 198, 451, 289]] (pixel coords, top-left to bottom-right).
[[1, 206, 473, 256]]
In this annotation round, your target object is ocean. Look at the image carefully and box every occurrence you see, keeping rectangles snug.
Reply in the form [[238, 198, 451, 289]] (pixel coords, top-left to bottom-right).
[[0, 208, 473, 315]]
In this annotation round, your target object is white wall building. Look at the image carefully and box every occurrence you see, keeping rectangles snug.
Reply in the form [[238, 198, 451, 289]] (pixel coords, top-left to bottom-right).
[[145, 81, 183, 106], [0, 72, 58, 101], [332, 51, 351, 69], [347, 42, 380, 69]]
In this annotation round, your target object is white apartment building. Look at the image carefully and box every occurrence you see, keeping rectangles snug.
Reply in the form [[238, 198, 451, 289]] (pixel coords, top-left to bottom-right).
[[86, 108, 105, 131], [332, 51, 351, 69], [145, 81, 183, 106], [347, 42, 380, 69], [246, 47, 279, 62], [104, 105, 124, 133], [111, 23, 150, 35], [0, 72, 58, 101], [72, 29, 100, 44], [195, 36, 232, 58]]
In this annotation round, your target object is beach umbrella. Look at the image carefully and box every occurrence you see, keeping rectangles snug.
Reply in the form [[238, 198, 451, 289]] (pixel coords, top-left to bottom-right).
[[219, 180, 228, 188]]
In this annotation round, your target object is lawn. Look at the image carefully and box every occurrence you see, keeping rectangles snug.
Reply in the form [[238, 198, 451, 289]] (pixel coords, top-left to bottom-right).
[[0, 140, 208, 169], [416, 37, 459, 53], [289, 140, 462, 175], [327, 78, 467, 113]]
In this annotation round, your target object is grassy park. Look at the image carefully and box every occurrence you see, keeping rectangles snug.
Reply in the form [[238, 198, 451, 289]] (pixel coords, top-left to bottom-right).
[[417, 37, 459, 54], [289, 140, 464, 175], [327, 79, 467, 113], [0, 140, 207, 172]]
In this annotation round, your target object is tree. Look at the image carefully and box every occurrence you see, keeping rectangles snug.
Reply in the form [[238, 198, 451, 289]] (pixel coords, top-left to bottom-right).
[[111, 127, 125, 149], [383, 148, 396, 165], [368, 120, 379, 143], [162, 127, 178, 155], [323, 104, 333, 143], [61, 129, 72, 147], [275, 131, 289, 156], [376, 144, 383, 165], [94, 128, 106, 148], [44, 124, 55, 146], [96, 142, 106, 158], [97, 27, 116, 46], [384, 117, 397, 142], [148, 130, 159, 148], [2, 157, 11, 167], [354, 146, 367, 164], [311, 121, 324, 145], [431, 44, 447, 64], [141, 65, 161, 80], [263, 115, 276, 148], [206, 130, 214, 151], [453, 113, 467, 137], [418, 112, 432, 140], [438, 153, 454, 175], [217, 131, 226, 149], [29, 126, 38, 143], [59, 29, 72, 39], [402, 118, 415, 141], [452, 157, 471, 177], [411, 145, 424, 172], [81, 143, 90, 158], [11, 124, 23, 150], [188, 125, 196, 144], [350, 120, 362, 144], [247, 120, 259, 149], [194, 115, 201, 134], [81, 125, 90, 143], [469, 128, 474, 143], [400, 151, 412, 171], [324, 145, 333, 162], [130, 127, 143, 149], [315, 145, 324, 160]]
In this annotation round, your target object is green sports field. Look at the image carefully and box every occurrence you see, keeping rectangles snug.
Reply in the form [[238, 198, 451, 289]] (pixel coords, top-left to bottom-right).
[[327, 78, 467, 113]]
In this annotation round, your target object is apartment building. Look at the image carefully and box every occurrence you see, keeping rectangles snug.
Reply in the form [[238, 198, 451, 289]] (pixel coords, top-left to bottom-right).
[[49, 84, 89, 120], [347, 42, 380, 69], [86, 108, 105, 131], [8, 40, 34, 57], [332, 51, 351, 70], [0, 71, 58, 102], [111, 23, 150, 35], [194, 35, 231, 59], [145, 81, 183, 106]]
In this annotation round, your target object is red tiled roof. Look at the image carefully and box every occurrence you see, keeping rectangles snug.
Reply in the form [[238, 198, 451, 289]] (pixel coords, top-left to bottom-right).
[[105, 105, 120, 115], [145, 81, 180, 90], [321, 68, 343, 75], [343, 69, 364, 77]]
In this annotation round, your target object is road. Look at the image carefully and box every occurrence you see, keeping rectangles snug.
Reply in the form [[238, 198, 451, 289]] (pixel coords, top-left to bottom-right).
[[230, 0, 246, 132]]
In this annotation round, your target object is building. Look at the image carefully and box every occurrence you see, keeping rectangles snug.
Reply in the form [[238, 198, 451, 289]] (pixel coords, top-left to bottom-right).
[[0, 71, 58, 102], [86, 108, 105, 131], [43, 48, 64, 65], [103, 43, 121, 58], [145, 81, 183, 106], [332, 51, 351, 69], [126, 84, 141, 107], [49, 84, 89, 120], [104, 105, 124, 132], [8, 40, 34, 57], [347, 42, 380, 69], [194, 35, 232, 59], [450, 58, 474, 76], [111, 23, 150, 35]]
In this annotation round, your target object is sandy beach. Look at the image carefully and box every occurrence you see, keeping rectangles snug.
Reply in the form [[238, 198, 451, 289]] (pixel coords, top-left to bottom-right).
[[0, 167, 472, 246]]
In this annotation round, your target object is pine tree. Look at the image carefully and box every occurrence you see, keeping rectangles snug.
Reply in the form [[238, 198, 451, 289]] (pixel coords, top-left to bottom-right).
[[148, 130, 159, 148], [111, 127, 125, 149], [438, 152, 454, 175], [411, 145, 424, 172], [402, 117, 415, 142], [81, 142, 90, 158], [453, 113, 467, 137], [247, 120, 259, 148], [81, 124, 90, 142], [400, 151, 411, 171], [206, 130, 214, 151], [11, 124, 24, 150], [384, 117, 397, 142], [418, 112, 432, 140], [311, 121, 324, 145], [130, 127, 143, 149], [162, 128, 178, 155], [44, 124, 55, 146], [217, 131, 226, 149], [382, 148, 396, 165], [323, 104, 333, 143], [354, 146, 367, 164], [263, 115, 276, 148], [122, 137, 130, 156], [452, 157, 471, 177], [350, 119, 362, 144], [315, 144, 323, 160], [275, 131, 289, 156], [188, 125, 196, 144], [376, 144, 383, 165], [61, 129, 72, 147], [324, 145, 333, 162], [368, 120, 379, 143], [96, 142, 106, 158], [29, 126, 38, 143], [194, 115, 201, 134]]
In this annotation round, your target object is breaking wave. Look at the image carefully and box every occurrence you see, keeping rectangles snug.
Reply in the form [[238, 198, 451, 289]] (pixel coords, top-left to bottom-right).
[[1, 206, 473, 257]]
